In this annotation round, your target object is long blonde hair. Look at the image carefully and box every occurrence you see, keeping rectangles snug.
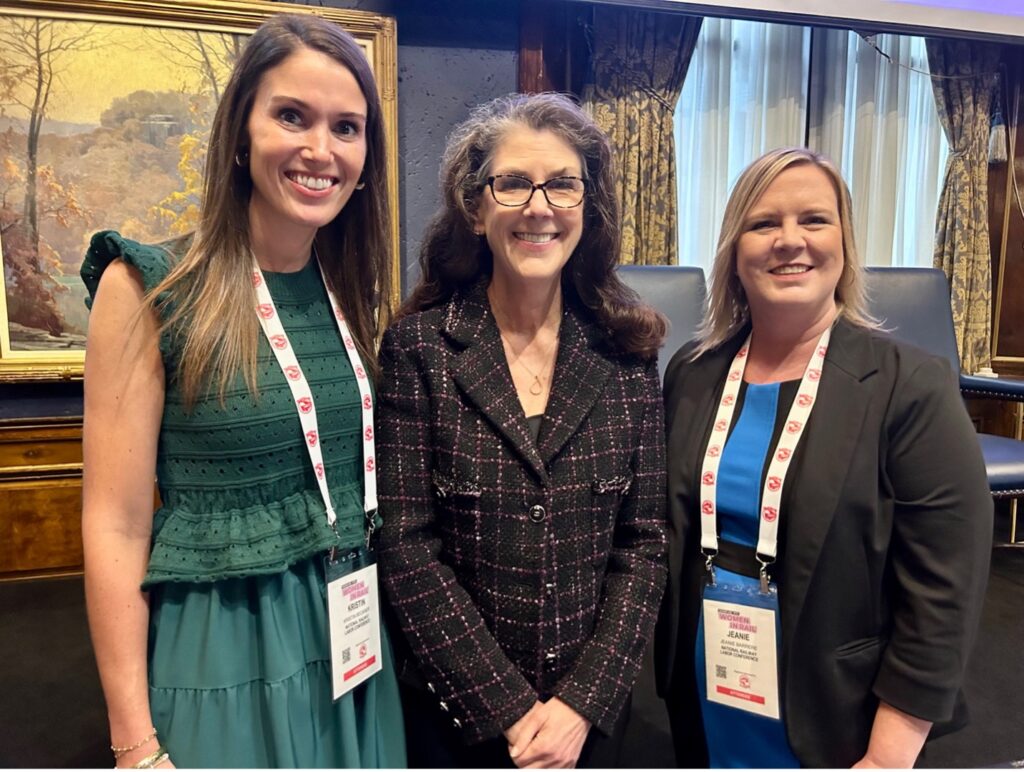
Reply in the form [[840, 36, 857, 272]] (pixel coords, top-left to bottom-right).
[[693, 147, 875, 358], [148, 14, 391, 406]]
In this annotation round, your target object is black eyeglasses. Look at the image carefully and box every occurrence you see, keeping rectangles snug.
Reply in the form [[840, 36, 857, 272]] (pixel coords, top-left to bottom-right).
[[485, 174, 586, 209]]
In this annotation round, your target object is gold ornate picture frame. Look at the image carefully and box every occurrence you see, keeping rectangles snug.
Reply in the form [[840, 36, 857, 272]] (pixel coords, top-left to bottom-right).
[[0, 0, 398, 382]]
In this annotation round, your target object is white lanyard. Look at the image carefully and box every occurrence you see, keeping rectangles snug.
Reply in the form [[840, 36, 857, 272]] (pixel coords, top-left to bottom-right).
[[698, 326, 831, 588], [252, 255, 377, 541]]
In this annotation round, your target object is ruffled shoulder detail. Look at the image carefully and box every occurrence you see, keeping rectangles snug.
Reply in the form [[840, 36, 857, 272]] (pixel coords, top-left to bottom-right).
[[80, 230, 181, 309], [142, 484, 367, 588], [80, 230, 189, 359]]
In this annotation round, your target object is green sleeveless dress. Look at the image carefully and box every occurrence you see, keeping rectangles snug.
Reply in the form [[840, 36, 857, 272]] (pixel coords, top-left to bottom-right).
[[81, 231, 406, 768]]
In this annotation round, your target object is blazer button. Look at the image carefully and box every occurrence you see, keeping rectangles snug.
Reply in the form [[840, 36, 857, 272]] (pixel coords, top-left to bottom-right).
[[439, 700, 449, 712], [528, 504, 547, 523], [452, 717, 462, 729]]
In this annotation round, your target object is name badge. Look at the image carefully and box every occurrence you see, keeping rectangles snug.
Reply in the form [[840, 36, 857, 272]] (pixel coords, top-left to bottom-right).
[[702, 582, 781, 719], [326, 549, 383, 700]]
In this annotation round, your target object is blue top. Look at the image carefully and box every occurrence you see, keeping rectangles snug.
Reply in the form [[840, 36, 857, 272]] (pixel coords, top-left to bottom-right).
[[695, 381, 801, 768]]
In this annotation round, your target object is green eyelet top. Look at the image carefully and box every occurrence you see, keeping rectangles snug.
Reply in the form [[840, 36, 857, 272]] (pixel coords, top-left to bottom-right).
[[82, 230, 372, 588]]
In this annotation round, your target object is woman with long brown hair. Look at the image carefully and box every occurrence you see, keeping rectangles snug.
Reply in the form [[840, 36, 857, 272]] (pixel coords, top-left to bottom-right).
[[377, 92, 668, 768], [79, 14, 404, 768]]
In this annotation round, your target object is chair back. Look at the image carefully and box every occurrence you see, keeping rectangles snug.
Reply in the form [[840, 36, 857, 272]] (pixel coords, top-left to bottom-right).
[[863, 267, 960, 372], [618, 265, 707, 381]]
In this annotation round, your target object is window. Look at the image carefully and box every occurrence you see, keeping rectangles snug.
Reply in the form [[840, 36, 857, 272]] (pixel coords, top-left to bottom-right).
[[675, 19, 949, 272]]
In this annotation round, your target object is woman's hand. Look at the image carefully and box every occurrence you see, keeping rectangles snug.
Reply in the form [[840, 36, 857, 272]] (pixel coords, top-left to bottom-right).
[[506, 697, 591, 768], [851, 701, 931, 769], [504, 700, 545, 751]]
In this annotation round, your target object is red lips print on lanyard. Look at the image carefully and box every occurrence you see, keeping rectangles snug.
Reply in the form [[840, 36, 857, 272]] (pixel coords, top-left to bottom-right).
[[697, 327, 831, 566], [251, 254, 377, 536]]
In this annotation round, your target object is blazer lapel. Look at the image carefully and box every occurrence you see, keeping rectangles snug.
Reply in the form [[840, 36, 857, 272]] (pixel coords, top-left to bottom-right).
[[444, 285, 549, 483], [779, 320, 878, 646], [537, 311, 613, 466]]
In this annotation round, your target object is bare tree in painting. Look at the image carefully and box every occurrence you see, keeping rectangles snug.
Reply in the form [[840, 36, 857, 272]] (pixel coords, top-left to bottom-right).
[[0, 17, 96, 340], [148, 28, 243, 103], [0, 17, 96, 258], [0, 34, 30, 238], [0, 49, 28, 118], [0, 48, 22, 228]]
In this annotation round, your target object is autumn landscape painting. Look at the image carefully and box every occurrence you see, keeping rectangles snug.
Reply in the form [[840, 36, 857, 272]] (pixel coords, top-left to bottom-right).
[[0, 12, 241, 365]]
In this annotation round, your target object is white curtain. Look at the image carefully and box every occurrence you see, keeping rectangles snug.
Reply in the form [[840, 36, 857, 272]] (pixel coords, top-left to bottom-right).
[[676, 22, 948, 271], [675, 18, 810, 273], [808, 30, 949, 267]]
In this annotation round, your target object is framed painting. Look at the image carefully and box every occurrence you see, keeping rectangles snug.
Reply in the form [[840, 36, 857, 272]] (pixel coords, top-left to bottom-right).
[[0, 0, 398, 382]]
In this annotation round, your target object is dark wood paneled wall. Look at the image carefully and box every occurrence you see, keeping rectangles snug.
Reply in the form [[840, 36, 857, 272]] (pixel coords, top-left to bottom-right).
[[519, 0, 565, 93], [991, 45, 1024, 376], [518, 0, 588, 96]]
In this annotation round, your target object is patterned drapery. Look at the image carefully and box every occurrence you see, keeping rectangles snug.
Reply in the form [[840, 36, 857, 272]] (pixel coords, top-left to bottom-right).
[[583, 9, 702, 266], [927, 39, 1000, 373]]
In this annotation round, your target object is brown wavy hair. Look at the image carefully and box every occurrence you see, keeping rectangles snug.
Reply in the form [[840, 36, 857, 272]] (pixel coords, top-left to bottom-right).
[[400, 92, 666, 359], [147, 13, 391, 406]]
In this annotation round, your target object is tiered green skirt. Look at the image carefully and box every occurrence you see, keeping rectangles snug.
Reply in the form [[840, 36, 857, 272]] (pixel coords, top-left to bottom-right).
[[147, 557, 406, 768]]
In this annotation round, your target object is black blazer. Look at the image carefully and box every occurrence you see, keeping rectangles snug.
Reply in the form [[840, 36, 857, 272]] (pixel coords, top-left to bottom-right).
[[377, 282, 667, 744], [654, 319, 992, 768]]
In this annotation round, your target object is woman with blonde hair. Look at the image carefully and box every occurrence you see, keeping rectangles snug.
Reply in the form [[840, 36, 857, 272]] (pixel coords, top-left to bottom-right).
[[656, 147, 991, 767], [80, 13, 404, 768]]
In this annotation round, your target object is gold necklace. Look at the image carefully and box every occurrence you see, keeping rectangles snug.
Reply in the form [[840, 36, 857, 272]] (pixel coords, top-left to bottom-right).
[[499, 330, 559, 396]]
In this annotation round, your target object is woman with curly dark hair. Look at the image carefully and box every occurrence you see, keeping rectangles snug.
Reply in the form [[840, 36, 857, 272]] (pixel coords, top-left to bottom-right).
[[377, 92, 669, 768]]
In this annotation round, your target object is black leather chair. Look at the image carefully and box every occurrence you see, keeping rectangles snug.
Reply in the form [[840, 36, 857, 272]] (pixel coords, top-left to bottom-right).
[[865, 267, 1024, 543], [618, 265, 707, 382]]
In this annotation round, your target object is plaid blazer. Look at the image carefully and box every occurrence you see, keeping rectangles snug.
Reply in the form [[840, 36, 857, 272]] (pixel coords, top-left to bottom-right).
[[376, 283, 667, 744]]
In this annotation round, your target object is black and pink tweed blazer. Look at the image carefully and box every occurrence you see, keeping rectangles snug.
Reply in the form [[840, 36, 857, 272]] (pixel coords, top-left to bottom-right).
[[376, 282, 667, 744]]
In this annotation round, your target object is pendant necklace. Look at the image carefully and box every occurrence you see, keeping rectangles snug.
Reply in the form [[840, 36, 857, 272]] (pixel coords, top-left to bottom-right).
[[517, 355, 547, 396], [499, 330, 559, 397]]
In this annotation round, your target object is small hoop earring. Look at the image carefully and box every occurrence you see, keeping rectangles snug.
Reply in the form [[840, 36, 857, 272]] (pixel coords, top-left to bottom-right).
[[354, 180, 366, 190], [234, 149, 249, 167]]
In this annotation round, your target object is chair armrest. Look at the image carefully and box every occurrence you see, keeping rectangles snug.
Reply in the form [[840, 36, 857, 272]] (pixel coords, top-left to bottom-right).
[[977, 433, 1024, 495], [960, 374, 1024, 402]]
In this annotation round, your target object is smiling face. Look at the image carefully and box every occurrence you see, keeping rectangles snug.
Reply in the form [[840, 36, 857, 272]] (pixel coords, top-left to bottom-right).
[[735, 163, 844, 328], [473, 126, 585, 291], [245, 46, 367, 249]]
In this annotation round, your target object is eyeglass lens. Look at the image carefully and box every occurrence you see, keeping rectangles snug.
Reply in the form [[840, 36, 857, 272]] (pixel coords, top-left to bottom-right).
[[490, 175, 584, 208]]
